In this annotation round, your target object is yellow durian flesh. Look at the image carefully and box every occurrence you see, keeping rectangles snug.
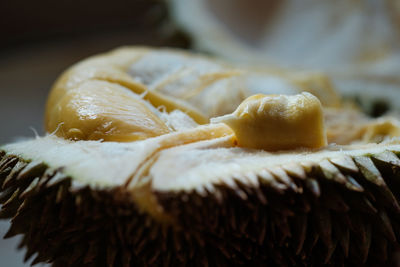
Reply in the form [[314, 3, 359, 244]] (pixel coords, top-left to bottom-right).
[[212, 92, 327, 150], [44, 47, 400, 149], [45, 48, 209, 142], [46, 80, 171, 142]]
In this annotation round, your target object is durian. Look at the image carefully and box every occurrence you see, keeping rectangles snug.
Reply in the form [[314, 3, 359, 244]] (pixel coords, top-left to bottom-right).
[[2, 47, 400, 266]]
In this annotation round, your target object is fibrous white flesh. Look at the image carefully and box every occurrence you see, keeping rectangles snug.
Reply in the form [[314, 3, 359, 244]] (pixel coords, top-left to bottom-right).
[[1, 124, 233, 188], [3, 134, 400, 194], [150, 138, 400, 192]]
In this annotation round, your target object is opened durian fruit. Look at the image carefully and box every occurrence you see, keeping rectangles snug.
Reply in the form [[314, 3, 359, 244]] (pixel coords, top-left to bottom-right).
[[2, 47, 400, 266]]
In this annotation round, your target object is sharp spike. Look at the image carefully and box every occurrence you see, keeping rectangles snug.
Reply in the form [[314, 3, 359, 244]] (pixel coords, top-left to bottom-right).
[[354, 156, 385, 186], [24, 246, 37, 262], [244, 172, 259, 187], [231, 178, 248, 200], [330, 155, 358, 173], [379, 210, 396, 242], [46, 171, 68, 188], [347, 195, 377, 214], [314, 208, 332, 247], [322, 188, 349, 212], [259, 169, 287, 194], [195, 185, 207, 197], [20, 177, 40, 199], [258, 213, 267, 245], [4, 219, 23, 238], [259, 169, 274, 183], [0, 186, 15, 204], [0, 157, 18, 179], [0, 156, 17, 172], [324, 238, 338, 264], [254, 186, 267, 205], [340, 227, 350, 258], [2, 187, 20, 208], [84, 241, 98, 264], [31, 252, 49, 266], [2, 161, 28, 189], [319, 159, 362, 191], [17, 161, 47, 181], [375, 237, 388, 262], [292, 214, 307, 255], [203, 181, 215, 194], [305, 178, 320, 197], [270, 167, 298, 192], [345, 175, 364, 192], [360, 223, 372, 264], [372, 150, 400, 167], [306, 230, 320, 254], [283, 163, 306, 180], [0, 166, 12, 182], [354, 156, 400, 212]]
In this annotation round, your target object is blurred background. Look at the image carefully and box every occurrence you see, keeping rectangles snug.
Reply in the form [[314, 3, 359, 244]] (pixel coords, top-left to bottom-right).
[[1, 0, 400, 266]]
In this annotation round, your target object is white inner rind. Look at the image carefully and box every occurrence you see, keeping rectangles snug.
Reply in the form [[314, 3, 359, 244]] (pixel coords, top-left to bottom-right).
[[150, 138, 400, 192], [3, 135, 400, 192], [1, 136, 158, 188]]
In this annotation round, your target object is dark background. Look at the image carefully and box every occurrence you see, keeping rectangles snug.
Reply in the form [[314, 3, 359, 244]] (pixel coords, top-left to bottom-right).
[[0, 1, 188, 265]]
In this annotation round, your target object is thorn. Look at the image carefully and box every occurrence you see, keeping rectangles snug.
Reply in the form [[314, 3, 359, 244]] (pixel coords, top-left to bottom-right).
[[305, 178, 320, 197], [330, 155, 358, 173], [293, 214, 307, 255], [46, 172, 68, 188], [360, 223, 372, 264], [372, 150, 400, 168], [283, 164, 306, 180], [2, 187, 20, 208], [270, 167, 297, 192], [0, 186, 15, 204], [0, 156, 18, 173], [379, 210, 396, 242], [345, 175, 364, 192], [259, 169, 287, 194], [320, 159, 361, 191], [17, 161, 46, 181], [2, 161, 28, 189], [314, 208, 332, 247], [324, 238, 338, 264], [322, 188, 349, 212], [20, 177, 40, 199], [340, 227, 349, 258], [355, 156, 400, 212], [254, 187, 267, 205], [354, 156, 385, 187]]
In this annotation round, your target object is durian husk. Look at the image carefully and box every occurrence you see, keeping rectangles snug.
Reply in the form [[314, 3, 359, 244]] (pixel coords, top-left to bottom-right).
[[2, 136, 400, 266]]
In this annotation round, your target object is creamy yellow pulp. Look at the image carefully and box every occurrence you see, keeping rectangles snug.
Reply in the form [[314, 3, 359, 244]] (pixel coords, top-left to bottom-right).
[[212, 93, 327, 150], [45, 49, 208, 142]]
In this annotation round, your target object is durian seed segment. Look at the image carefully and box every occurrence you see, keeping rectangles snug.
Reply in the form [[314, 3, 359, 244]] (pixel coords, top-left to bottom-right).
[[211, 92, 327, 151], [46, 80, 171, 142]]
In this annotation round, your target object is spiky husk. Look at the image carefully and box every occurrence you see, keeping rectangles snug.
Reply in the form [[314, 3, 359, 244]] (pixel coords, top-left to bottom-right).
[[1, 149, 400, 266]]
